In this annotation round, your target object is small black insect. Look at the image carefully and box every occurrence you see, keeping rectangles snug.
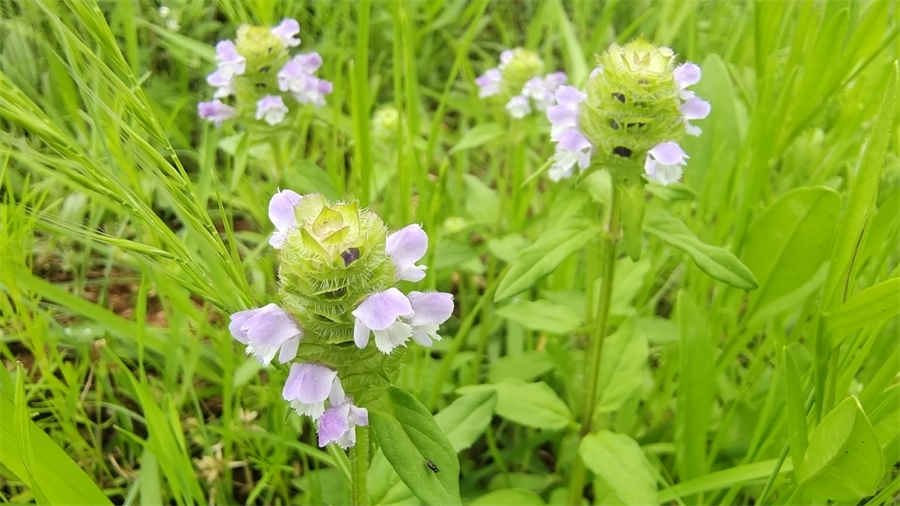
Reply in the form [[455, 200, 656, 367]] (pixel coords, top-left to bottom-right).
[[612, 146, 633, 158], [341, 247, 361, 266], [425, 460, 439, 473], [611, 92, 626, 103]]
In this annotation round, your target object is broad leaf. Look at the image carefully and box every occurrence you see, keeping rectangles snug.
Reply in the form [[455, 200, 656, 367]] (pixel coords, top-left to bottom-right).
[[458, 381, 573, 430], [450, 122, 504, 153], [595, 320, 648, 413], [495, 299, 582, 334], [495, 223, 600, 301], [826, 277, 900, 336], [470, 488, 545, 505], [489, 351, 556, 383], [579, 431, 657, 505], [797, 396, 884, 502], [370, 387, 461, 505], [645, 206, 758, 290]]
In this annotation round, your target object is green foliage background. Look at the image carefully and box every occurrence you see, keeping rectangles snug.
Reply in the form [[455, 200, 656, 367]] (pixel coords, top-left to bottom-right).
[[0, 0, 898, 504]]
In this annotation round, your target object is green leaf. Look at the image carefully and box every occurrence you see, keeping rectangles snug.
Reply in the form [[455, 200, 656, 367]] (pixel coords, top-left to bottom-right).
[[463, 174, 500, 224], [495, 224, 601, 301], [579, 431, 657, 505], [821, 65, 898, 311], [644, 205, 758, 290], [470, 488, 545, 505], [0, 367, 113, 506], [370, 387, 461, 505], [495, 299, 583, 334], [458, 381, 573, 430], [797, 396, 884, 502], [657, 458, 794, 502], [742, 186, 840, 322], [369, 391, 496, 505], [826, 277, 900, 336], [450, 122, 504, 153], [489, 351, 556, 383], [434, 390, 498, 452], [595, 320, 648, 413], [782, 345, 809, 468]]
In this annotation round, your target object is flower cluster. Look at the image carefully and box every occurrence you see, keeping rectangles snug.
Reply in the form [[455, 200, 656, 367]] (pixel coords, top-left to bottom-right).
[[198, 19, 332, 127], [475, 48, 568, 119], [546, 40, 710, 185], [228, 190, 453, 448]]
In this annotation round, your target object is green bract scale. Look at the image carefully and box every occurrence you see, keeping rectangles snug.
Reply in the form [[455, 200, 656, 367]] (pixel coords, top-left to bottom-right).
[[275, 195, 402, 404], [232, 25, 289, 112], [277, 194, 395, 344], [579, 40, 685, 181], [500, 48, 544, 98]]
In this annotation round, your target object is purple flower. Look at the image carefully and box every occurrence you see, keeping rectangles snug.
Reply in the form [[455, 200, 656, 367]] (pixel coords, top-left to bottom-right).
[[276, 54, 332, 107], [206, 69, 235, 98], [679, 91, 711, 136], [317, 382, 368, 448], [386, 224, 428, 282], [229, 303, 302, 364], [644, 141, 688, 185], [549, 129, 593, 181], [271, 18, 301, 48], [282, 363, 341, 419], [674, 63, 701, 89], [499, 49, 514, 69], [268, 189, 303, 248], [475, 68, 502, 98], [506, 95, 531, 118], [547, 85, 587, 140], [214, 40, 245, 77], [197, 100, 235, 126], [255, 95, 288, 125], [407, 291, 454, 347], [523, 73, 567, 112], [352, 288, 414, 354]]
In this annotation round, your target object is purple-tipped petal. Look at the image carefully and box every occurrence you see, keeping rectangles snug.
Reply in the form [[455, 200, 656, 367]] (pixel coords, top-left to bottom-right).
[[272, 18, 301, 47], [282, 363, 337, 404], [214, 40, 245, 76], [197, 100, 235, 126], [555, 86, 587, 107], [674, 63, 701, 88], [557, 129, 592, 152], [499, 49, 514, 68], [408, 291, 454, 326], [648, 141, 688, 165], [352, 288, 413, 331], [681, 96, 711, 120], [255, 95, 288, 125], [229, 304, 303, 364], [475, 68, 502, 98], [268, 189, 303, 231], [545, 72, 567, 89], [506, 95, 531, 118], [318, 403, 350, 447], [386, 224, 428, 282]]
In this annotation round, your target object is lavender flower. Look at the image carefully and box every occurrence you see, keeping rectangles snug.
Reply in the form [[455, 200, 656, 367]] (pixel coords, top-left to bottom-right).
[[522, 72, 567, 111], [271, 18, 301, 48], [256, 95, 288, 125], [407, 291, 454, 347], [506, 95, 531, 118], [549, 129, 593, 181], [281, 363, 339, 419], [229, 303, 302, 364], [317, 382, 368, 448], [214, 40, 246, 78], [352, 288, 414, 353], [475, 68, 502, 98], [197, 100, 236, 126], [268, 189, 303, 248], [277, 53, 333, 107], [385, 224, 428, 282], [644, 141, 688, 186], [547, 85, 587, 140]]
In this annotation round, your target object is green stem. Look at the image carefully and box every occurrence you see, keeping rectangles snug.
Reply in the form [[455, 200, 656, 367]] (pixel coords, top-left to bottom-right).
[[351, 426, 370, 506], [567, 184, 621, 505]]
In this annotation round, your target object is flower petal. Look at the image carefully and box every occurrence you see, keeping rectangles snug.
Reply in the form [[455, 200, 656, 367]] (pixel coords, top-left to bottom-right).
[[317, 404, 350, 447], [282, 363, 337, 404], [373, 321, 413, 354], [408, 291, 454, 326], [674, 63, 701, 88], [680, 96, 711, 120], [352, 288, 414, 331], [648, 141, 687, 166], [268, 189, 303, 232], [386, 224, 428, 281], [271, 18, 301, 47], [353, 317, 370, 349]]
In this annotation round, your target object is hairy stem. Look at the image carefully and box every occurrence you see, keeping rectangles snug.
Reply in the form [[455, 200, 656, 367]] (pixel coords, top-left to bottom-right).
[[351, 426, 370, 506], [567, 184, 620, 505]]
